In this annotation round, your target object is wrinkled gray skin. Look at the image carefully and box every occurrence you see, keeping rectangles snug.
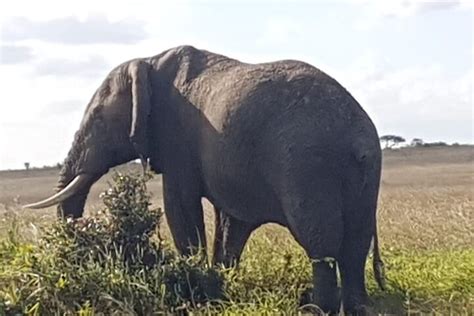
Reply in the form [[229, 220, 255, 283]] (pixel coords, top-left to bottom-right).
[[52, 46, 383, 314]]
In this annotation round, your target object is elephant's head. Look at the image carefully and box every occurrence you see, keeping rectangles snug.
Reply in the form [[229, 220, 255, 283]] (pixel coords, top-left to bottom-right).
[[24, 59, 153, 217]]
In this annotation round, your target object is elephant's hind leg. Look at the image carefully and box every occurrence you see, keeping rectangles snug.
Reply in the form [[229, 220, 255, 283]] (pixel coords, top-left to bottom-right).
[[339, 180, 379, 315], [212, 208, 258, 267], [283, 177, 343, 314], [339, 226, 373, 315]]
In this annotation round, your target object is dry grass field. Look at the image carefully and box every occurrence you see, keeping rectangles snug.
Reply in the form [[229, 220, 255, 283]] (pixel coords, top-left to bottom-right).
[[0, 145, 473, 314]]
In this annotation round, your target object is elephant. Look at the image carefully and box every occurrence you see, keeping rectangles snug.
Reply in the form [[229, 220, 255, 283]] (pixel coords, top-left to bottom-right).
[[25, 45, 385, 314]]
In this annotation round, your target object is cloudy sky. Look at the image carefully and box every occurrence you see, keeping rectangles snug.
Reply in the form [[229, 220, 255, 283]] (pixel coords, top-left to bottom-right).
[[0, 0, 472, 170]]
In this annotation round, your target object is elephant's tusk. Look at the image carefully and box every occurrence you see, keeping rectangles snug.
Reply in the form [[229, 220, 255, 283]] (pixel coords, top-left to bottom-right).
[[23, 174, 93, 209]]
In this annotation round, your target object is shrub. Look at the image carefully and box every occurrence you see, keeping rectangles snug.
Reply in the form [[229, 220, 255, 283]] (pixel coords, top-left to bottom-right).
[[0, 172, 223, 315]]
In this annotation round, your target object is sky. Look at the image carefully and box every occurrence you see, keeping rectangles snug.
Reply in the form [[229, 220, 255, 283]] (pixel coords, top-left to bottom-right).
[[0, 0, 472, 170]]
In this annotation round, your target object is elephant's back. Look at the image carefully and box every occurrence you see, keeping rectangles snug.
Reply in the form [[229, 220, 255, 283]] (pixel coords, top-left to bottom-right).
[[194, 54, 378, 170], [198, 60, 379, 223], [212, 59, 373, 150], [188, 58, 329, 132]]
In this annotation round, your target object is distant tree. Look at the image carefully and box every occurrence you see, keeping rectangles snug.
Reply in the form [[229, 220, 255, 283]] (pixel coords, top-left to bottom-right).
[[423, 141, 448, 147], [380, 135, 406, 149], [411, 138, 424, 147], [24, 162, 30, 171]]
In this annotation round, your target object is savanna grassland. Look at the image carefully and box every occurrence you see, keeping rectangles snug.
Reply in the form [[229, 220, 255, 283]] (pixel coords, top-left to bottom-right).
[[0, 146, 473, 315]]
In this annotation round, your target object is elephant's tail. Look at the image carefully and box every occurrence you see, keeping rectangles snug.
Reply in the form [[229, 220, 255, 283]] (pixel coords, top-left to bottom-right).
[[372, 223, 386, 291]]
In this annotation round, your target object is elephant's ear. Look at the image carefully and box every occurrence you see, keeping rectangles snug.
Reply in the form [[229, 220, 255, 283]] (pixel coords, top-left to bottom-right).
[[128, 60, 152, 163]]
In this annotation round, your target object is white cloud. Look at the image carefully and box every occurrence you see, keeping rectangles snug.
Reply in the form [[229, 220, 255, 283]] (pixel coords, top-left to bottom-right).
[[2, 15, 147, 45], [376, 0, 461, 18], [0, 63, 93, 169], [34, 55, 109, 77], [351, 0, 472, 30], [351, 0, 467, 18], [0, 0, 183, 20], [336, 54, 473, 143], [259, 17, 303, 45], [41, 99, 85, 116], [0, 44, 34, 64]]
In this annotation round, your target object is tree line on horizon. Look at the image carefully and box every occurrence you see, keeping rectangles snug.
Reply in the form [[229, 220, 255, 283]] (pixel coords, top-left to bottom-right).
[[378, 135, 462, 150]]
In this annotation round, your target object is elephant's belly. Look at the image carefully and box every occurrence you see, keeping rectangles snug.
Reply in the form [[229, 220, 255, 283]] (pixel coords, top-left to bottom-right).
[[204, 173, 286, 225], [200, 121, 287, 224]]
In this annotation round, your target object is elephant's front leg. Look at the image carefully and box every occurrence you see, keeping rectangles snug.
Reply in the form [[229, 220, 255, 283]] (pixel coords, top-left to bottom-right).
[[162, 175, 206, 256]]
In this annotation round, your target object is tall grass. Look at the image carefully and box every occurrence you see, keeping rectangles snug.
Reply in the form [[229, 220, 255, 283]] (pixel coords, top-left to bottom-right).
[[0, 147, 473, 315]]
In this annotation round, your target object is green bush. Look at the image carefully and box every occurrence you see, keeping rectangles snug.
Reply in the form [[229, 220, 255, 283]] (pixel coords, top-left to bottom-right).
[[0, 172, 223, 315]]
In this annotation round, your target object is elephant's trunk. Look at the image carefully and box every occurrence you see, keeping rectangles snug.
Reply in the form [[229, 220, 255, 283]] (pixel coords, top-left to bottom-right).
[[24, 108, 109, 218], [55, 118, 106, 218], [57, 106, 105, 188]]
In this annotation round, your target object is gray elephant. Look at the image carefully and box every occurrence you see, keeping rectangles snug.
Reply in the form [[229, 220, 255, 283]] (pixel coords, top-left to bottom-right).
[[26, 45, 385, 314]]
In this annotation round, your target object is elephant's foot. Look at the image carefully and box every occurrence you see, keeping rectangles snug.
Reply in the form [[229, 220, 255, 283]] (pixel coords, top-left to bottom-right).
[[299, 288, 340, 315], [344, 304, 376, 316], [343, 292, 375, 316], [300, 289, 377, 315], [298, 262, 340, 314], [313, 288, 341, 315]]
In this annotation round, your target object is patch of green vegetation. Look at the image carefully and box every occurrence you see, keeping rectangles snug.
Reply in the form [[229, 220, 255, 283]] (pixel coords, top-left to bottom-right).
[[367, 248, 474, 315], [206, 235, 473, 315], [0, 172, 472, 314], [0, 173, 222, 315]]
